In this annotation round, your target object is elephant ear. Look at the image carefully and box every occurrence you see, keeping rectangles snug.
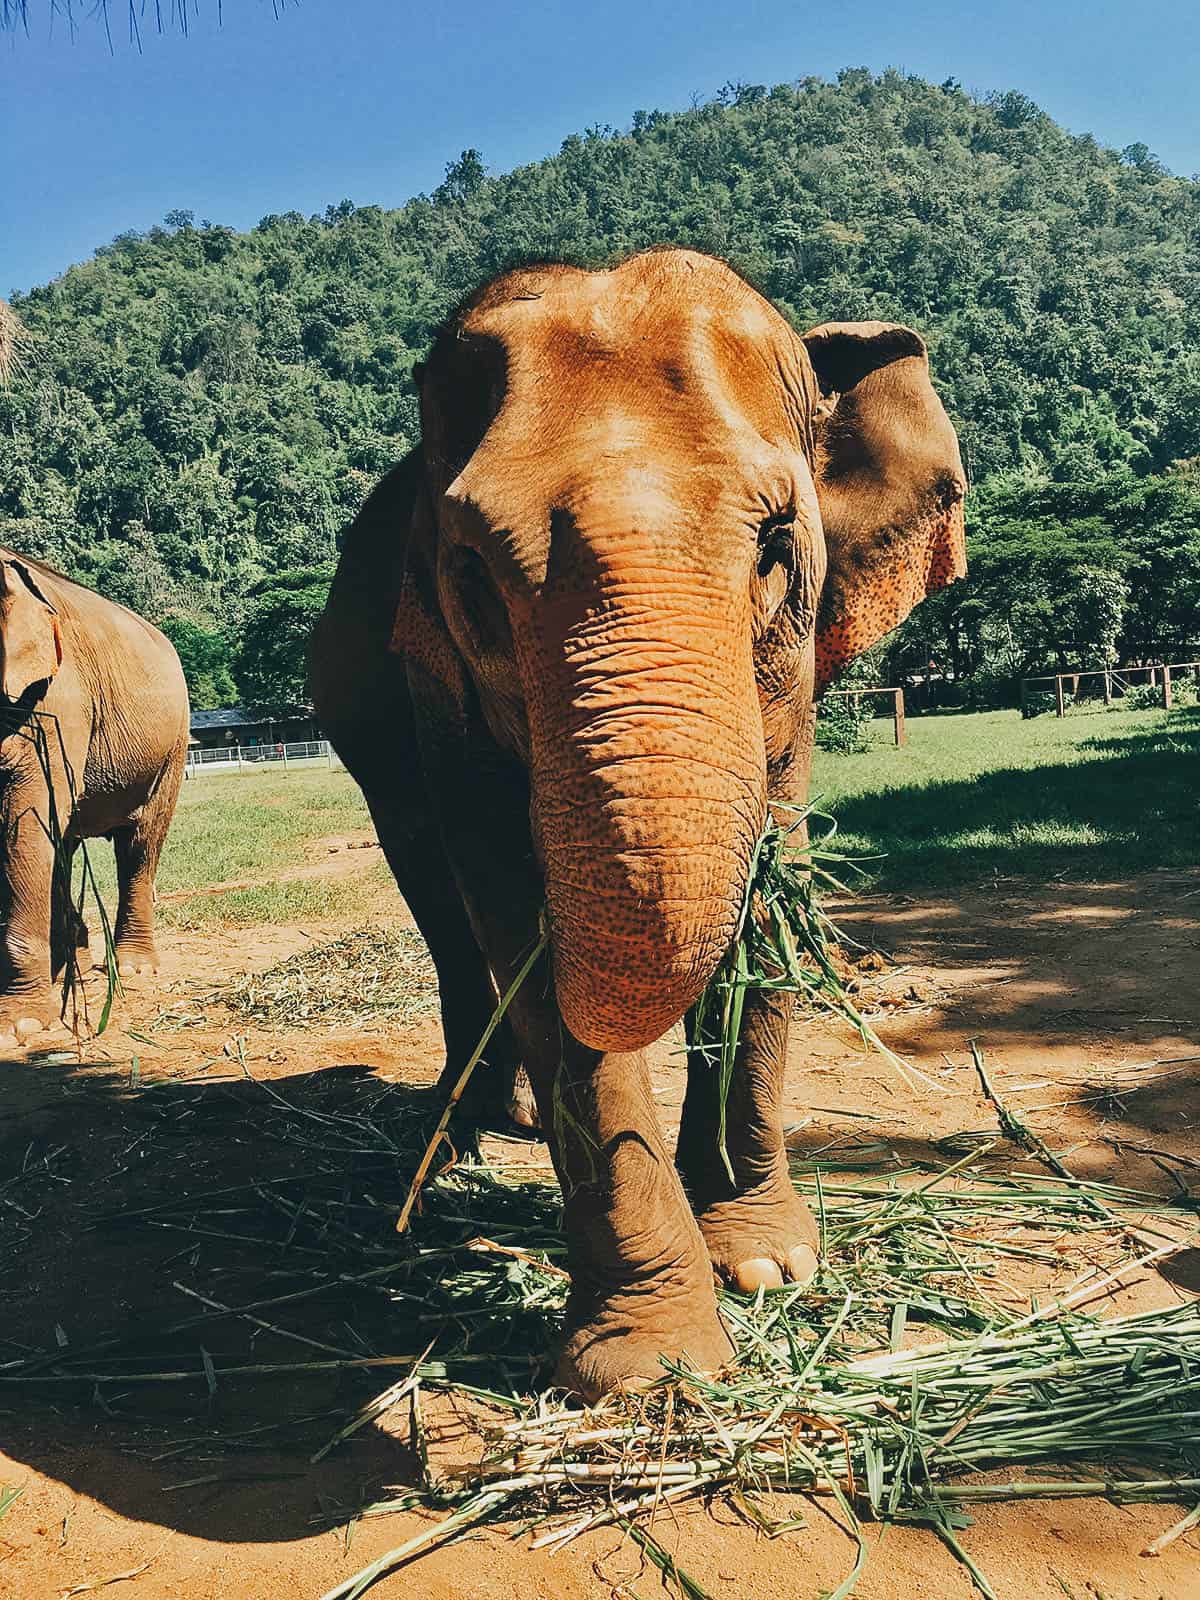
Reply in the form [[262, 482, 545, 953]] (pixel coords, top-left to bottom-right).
[[383, 459, 472, 713], [802, 322, 967, 692], [0, 558, 63, 702]]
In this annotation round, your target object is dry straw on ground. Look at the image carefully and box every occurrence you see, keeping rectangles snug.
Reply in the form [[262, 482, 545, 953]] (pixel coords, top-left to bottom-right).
[[218, 925, 439, 1029]]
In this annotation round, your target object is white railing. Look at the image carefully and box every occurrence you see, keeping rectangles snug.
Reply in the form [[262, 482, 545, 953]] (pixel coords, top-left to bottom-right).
[[186, 739, 344, 773]]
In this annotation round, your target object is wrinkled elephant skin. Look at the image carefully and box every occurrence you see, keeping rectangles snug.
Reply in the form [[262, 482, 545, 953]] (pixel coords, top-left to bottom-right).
[[312, 250, 965, 1397]]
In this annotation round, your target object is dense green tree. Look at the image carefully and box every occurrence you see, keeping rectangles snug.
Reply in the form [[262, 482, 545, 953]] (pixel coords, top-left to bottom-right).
[[160, 618, 238, 710], [886, 469, 1200, 696], [234, 566, 334, 713]]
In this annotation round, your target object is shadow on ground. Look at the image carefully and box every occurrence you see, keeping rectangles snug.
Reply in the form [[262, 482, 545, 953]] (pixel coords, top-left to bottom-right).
[[834, 867, 1200, 1076], [0, 1059, 558, 1544]]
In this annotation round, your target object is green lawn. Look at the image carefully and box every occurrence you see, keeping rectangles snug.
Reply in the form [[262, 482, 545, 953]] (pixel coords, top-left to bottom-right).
[[812, 703, 1200, 891], [162, 767, 372, 893], [76, 703, 1200, 931], [82, 767, 385, 930]]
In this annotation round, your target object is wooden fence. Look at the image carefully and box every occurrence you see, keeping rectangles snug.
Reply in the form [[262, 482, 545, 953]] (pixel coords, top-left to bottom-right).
[[822, 685, 907, 746], [1020, 661, 1200, 717]]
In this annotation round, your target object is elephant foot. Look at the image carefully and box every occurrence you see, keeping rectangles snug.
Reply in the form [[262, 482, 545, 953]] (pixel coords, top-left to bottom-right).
[[450, 1060, 544, 1141], [555, 1282, 734, 1402], [506, 1066, 541, 1135], [690, 1172, 819, 1293], [114, 941, 160, 979], [0, 992, 68, 1055]]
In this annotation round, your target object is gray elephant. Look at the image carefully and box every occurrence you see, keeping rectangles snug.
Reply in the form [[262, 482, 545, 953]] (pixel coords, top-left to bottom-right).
[[312, 249, 965, 1397], [0, 550, 190, 1044]]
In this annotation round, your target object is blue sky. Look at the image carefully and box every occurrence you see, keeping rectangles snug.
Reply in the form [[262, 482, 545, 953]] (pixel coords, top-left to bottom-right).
[[2, 0, 1198, 297]]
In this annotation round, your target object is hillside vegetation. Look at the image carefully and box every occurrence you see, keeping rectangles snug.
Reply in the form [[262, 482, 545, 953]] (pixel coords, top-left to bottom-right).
[[5, 70, 1200, 707]]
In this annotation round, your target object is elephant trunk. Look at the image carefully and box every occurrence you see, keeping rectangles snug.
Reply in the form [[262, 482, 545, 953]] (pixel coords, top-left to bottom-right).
[[519, 579, 767, 1053]]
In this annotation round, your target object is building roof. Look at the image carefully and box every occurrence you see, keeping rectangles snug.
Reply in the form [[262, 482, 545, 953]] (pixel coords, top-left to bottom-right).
[[189, 707, 315, 733], [190, 708, 257, 731]]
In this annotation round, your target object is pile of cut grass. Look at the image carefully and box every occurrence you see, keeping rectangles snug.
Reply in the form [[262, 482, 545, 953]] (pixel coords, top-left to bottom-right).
[[217, 924, 438, 1028], [324, 1156, 1198, 1600]]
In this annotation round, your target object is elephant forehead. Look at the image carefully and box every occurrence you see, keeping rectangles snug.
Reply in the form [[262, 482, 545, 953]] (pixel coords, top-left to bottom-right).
[[459, 255, 801, 413], [445, 348, 808, 541]]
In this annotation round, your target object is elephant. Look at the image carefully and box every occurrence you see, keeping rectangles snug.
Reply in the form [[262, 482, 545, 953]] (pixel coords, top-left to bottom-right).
[[0, 550, 190, 1045], [311, 249, 965, 1398]]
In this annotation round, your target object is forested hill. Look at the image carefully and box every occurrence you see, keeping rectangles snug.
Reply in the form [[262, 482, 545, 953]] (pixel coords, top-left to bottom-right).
[[5, 69, 1200, 709]]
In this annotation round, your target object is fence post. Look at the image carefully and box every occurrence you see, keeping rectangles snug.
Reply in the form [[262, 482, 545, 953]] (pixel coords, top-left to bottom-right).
[[1103, 671, 1112, 706], [326, 740, 334, 770], [893, 687, 906, 747], [1054, 676, 1066, 718], [1019, 678, 1028, 717], [1162, 664, 1173, 711]]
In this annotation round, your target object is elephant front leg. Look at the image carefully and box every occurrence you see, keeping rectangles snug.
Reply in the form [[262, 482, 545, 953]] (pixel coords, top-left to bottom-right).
[[440, 867, 731, 1399], [676, 986, 818, 1292], [520, 1030, 733, 1400], [0, 793, 65, 1042]]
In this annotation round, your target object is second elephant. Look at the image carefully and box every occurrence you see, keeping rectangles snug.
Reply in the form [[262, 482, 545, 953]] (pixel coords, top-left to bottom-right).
[[0, 551, 190, 1045]]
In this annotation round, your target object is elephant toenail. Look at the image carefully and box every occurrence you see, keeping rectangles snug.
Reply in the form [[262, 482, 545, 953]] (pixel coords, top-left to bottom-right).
[[733, 1257, 785, 1293], [785, 1245, 819, 1285]]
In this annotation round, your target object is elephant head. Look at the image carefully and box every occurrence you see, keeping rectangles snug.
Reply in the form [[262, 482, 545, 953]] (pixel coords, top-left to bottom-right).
[[0, 558, 63, 703], [396, 251, 965, 1052]]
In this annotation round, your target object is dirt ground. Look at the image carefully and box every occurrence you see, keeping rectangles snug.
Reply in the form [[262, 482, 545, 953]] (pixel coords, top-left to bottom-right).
[[1, 854, 1198, 1600]]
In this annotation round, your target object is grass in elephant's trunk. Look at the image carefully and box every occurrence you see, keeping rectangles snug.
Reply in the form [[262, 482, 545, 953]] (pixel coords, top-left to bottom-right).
[[691, 803, 924, 1181], [396, 803, 900, 1231]]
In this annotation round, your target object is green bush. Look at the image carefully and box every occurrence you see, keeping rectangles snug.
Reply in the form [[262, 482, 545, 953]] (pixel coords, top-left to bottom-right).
[[1117, 677, 1197, 711], [1119, 682, 1163, 711], [816, 695, 875, 754], [1021, 689, 1065, 719]]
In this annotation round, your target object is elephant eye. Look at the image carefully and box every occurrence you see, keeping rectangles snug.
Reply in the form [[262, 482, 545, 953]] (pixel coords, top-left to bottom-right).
[[757, 511, 796, 578]]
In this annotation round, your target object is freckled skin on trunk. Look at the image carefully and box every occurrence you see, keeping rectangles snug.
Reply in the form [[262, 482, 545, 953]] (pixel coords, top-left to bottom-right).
[[518, 582, 767, 1054]]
